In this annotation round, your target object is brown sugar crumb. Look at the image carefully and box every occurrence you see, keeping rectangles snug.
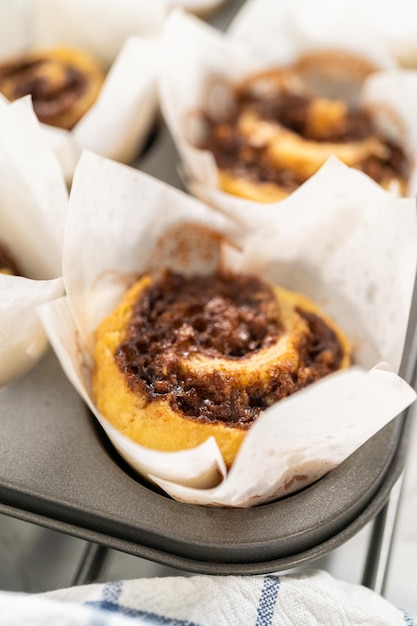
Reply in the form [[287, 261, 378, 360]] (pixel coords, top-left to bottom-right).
[[198, 83, 410, 191], [115, 271, 345, 426]]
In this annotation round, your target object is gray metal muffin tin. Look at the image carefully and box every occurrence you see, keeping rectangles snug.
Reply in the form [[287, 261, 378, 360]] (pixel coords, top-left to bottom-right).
[[0, 0, 416, 575]]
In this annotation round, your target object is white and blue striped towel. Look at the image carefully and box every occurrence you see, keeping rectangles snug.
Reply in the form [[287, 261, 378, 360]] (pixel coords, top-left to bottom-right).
[[0, 569, 415, 625]]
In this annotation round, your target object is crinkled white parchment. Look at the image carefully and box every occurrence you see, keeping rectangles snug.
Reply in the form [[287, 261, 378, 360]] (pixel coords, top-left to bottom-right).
[[229, 0, 417, 69], [38, 150, 417, 507], [0, 98, 67, 386]]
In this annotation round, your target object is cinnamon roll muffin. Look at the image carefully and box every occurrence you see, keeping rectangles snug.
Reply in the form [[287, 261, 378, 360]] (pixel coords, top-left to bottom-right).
[[194, 51, 410, 202], [0, 242, 20, 275], [0, 47, 105, 130], [93, 270, 351, 467]]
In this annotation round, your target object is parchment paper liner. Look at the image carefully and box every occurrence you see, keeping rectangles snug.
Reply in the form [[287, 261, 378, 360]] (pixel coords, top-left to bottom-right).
[[0, 1, 161, 182], [0, 98, 66, 386], [38, 150, 417, 507], [158, 11, 417, 230], [229, 0, 417, 69]]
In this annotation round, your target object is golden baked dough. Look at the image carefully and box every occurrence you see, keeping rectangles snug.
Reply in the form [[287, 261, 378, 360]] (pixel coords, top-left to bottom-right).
[[0, 47, 105, 130], [93, 271, 351, 468], [196, 52, 410, 202]]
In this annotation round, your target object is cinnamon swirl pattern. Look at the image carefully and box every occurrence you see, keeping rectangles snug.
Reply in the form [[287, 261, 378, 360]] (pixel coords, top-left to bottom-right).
[[0, 242, 20, 275], [93, 270, 351, 467], [0, 47, 105, 130], [197, 55, 410, 202]]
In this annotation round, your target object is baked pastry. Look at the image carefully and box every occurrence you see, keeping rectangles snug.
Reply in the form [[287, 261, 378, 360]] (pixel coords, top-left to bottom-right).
[[93, 270, 351, 468], [0, 47, 105, 130], [0, 242, 20, 275], [195, 52, 410, 202]]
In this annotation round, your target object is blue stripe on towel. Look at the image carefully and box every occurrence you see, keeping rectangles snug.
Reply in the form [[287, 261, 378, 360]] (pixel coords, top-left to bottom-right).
[[101, 581, 123, 604], [255, 576, 280, 626], [86, 583, 202, 626], [402, 610, 417, 625]]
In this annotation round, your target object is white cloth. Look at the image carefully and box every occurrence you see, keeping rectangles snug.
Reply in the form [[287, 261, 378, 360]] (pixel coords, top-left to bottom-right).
[[0, 569, 414, 625]]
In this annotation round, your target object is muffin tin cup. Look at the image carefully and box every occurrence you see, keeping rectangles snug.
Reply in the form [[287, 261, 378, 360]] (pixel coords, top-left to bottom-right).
[[36, 147, 417, 508]]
